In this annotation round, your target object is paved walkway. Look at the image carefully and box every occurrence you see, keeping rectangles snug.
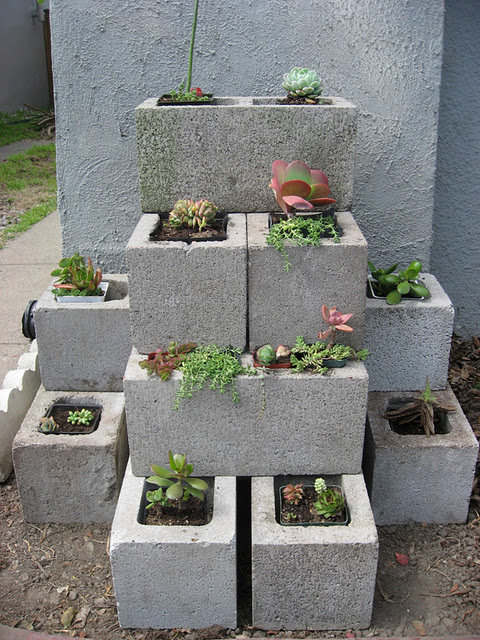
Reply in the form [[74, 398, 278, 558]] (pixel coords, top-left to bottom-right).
[[0, 140, 61, 384]]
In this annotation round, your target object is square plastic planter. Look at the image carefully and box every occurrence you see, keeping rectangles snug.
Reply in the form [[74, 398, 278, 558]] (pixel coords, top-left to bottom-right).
[[126, 213, 247, 354], [124, 349, 369, 477], [135, 96, 357, 213], [247, 211, 368, 351], [110, 462, 237, 630], [251, 474, 378, 630], [12, 388, 128, 523], [35, 275, 132, 392], [363, 386, 479, 525], [364, 273, 454, 391]]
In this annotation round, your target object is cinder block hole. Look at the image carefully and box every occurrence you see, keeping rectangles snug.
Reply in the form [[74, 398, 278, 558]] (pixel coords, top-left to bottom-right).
[[237, 477, 252, 626], [386, 397, 451, 436], [136, 477, 214, 525]]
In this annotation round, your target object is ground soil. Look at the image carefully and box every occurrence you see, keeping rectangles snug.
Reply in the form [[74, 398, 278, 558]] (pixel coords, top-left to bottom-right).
[[150, 216, 227, 243], [0, 334, 479, 639]]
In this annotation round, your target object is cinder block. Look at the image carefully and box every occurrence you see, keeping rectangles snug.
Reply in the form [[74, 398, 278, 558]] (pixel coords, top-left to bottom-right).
[[364, 273, 454, 391], [110, 461, 236, 629], [251, 474, 378, 630], [0, 342, 41, 482], [247, 211, 367, 351], [13, 388, 128, 523], [135, 97, 357, 213], [126, 214, 247, 353], [35, 275, 132, 392], [364, 387, 479, 525], [124, 349, 369, 477]]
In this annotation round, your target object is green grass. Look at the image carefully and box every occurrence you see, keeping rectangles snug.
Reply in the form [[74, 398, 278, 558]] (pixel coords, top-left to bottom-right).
[[0, 110, 44, 147], [0, 143, 57, 249]]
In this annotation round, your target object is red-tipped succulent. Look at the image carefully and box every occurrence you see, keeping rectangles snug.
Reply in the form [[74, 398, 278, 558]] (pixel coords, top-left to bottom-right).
[[318, 304, 353, 349], [269, 160, 336, 217]]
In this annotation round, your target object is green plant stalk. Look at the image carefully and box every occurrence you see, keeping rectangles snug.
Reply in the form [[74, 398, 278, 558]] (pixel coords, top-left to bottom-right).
[[187, 0, 200, 91]]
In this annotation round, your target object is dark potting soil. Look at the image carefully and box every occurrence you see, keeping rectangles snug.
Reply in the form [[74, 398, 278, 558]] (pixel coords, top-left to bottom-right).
[[44, 405, 101, 434], [276, 95, 333, 105], [389, 410, 449, 436], [279, 486, 347, 525], [149, 216, 227, 243], [144, 496, 212, 526]]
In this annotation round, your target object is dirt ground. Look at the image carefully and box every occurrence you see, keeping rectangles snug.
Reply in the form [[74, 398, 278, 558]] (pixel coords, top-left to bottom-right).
[[0, 335, 479, 639]]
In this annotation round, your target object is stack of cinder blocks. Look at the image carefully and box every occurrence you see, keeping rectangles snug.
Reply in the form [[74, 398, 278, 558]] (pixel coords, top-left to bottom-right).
[[12, 275, 131, 523], [110, 96, 379, 631]]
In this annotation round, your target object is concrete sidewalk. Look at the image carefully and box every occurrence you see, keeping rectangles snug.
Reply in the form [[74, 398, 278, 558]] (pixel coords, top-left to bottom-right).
[[0, 139, 61, 384]]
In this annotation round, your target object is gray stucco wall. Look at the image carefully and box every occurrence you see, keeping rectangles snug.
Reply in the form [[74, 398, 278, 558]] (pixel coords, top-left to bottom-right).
[[0, 0, 49, 112], [431, 0, 480, 338], [51, 0, 444, 275]]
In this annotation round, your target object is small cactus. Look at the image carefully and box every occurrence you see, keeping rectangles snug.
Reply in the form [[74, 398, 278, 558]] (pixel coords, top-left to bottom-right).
[[38, 416, 59, 433], [169, 198, 218, 231]]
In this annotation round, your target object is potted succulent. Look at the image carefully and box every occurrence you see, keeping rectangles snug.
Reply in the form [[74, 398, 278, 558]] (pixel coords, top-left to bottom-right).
[[50, 253, 107, 302], [149, 198, 227, 243], [367, 259, 430, 304], [279, 476, 348, 526], [38, 404, 101, 435], [279, 67, 332, 105], [252, 344, 292, 368], [140, 452, 210, 526], [157, 0, 212, 105]]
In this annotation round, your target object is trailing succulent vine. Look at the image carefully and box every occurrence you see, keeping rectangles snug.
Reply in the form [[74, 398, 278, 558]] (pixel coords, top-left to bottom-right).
[[266, 215, 340, 271]]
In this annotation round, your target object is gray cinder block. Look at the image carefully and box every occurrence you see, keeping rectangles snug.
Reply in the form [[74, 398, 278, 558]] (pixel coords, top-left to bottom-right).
[[364, 273, 454, 391], [126, 213, 247, 353], [364, 387, 479, 525], [135, 97, 357, 213], [247, 211, 368, 351], [124, 349, 369, 477], [110, 462, 237, 630], [251, 474, 378, 630], [35, 275, 132, 392], [13, 388, 128, 523]]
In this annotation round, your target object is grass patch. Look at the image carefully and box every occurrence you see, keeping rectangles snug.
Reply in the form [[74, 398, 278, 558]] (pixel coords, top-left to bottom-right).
[[0, 110, 44, 147], [0, 143, 57, 249]]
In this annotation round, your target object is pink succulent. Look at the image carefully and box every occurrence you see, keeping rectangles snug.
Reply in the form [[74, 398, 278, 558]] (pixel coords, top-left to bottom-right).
[[269, 160, 336, 217], [318, 304, 353, 348]]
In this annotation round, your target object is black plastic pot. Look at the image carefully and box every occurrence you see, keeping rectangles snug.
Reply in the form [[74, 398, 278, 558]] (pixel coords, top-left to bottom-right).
[[278, 484, 349, 527], [40, 403, 102, 435]]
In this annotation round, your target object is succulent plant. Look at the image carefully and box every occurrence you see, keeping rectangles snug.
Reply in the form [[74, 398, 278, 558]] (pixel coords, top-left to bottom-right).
[[169, 198, 218, 231], [314, 477, 327, 495], [368, 260, 430, 305], [146, 487, 172, 510], [318, 304, 354, 349], [139, 341, 197, 380], [38, 416, 59, 433], [67, 409, 94, 425], [51, 254, 103, 296], [256, 344, 276, 366], [282, 67, 323, 102], [270, 160, 336, 217], [283, 483, 305, 505], [313, 486, 345, 519], [147, 452, 208, 503]]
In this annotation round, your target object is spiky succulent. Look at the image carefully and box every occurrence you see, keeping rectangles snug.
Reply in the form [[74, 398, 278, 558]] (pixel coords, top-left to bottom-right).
[[38, 416, 59, 433], [283, 483, 305, 505], [169, 198, 218, 231], [282, 67, 323, 101], [313, 486, 345, 519], [270, 160, 336, 217]]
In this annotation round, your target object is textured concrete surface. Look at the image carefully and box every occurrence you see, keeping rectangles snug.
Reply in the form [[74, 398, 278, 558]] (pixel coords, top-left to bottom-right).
[[364, 386, 479, 525], [127, 213, 247, 353], [35, 275, 132, 391], [124, 349, 369, 477], [13, 389, 128, 523], [251, 474, 378, 630], [51, 1, 445, 281], [0, 209, 61, 385], [135, 96, 356, 213], [0, 343, 41, 482], [248, 211, 367, 351], [110, 462, 237, 629], [364, 274, 454, 391]]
